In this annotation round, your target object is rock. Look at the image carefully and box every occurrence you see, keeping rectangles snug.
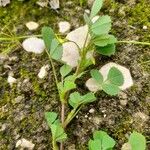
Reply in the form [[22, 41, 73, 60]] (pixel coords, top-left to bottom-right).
[[0, 124, 7, 132], [89, 108, 95, 113], [36, 0, 48, 7], [26, 21, 39, 31], [7, 75, 17, 86], [143, 25, 147, 30], [16, 138, 35, 150], [121, 143, 132, 150], [61, 42, 80, 67], [93, 116, 102, 125], [85, 9, 90, 14], [22, 37, 45, 54], [0, 54, 8, 64], [58, 21, 71, 34], [120, 100, 128, 106], [86, 62, 133, 92], [0, 0, 10, 7], [66, 25, 90, 49], [88, 0, 94, 7], [38, 65, 49, 79], [49, 0, 59, 10], [68, 144, 76, 150], [133, 112, 149, 122]]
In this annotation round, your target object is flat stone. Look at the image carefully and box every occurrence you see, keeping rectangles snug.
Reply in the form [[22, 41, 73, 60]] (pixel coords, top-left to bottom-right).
[[58, 21, 71, 34], [49, 0, 59, 10], [16, 138, 35, 150], [121, 143, 132, 150], [0, 0, 10, 7], [7, 75, 17, 86], [22, 37, 45, 54], [26, 21, 39, 31], [89, 108, 95, 113], [38, 65, 49, 79]]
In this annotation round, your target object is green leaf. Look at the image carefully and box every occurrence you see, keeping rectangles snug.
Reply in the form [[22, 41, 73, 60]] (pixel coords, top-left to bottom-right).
[[88, 139, 102, 150], [96, 44, 116, 56], [84, 13, 92, 26], [64, 80, 76, 92], [50, 38, 63, 60], [88, 130, 116, 150], [90, 0, 103, 19], [45, 112, 58, 127], [69, 92, 96, 108], [93, 35, 117, 47], [102, 83, 120, 95], [107, 67, 124, 86], [93, 131, 116, 150], [90, 69, 103, 84], [91, 15, 111, 35], [42, 26, 55, 51], [129, 131, 146, 150], [60, 64, 72, 77], [51, 123, 67, 142]]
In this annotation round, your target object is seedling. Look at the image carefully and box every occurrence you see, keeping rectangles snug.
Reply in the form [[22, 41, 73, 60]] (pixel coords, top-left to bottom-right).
[[42, 0, 132, 149], [88, 130, 146, 150]]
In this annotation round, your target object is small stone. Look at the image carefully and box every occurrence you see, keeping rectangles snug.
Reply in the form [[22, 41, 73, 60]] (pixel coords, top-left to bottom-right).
[[143, 25, 147, 30], [16, 138, 35, 150], [68, 144, 76, 150], [38, 65, 49, 79], [0, 124, 7, 131], [88, 0, 94, 7], [9, 56, 18, 61], [62, 42, 79, 67], [85, 115, 88, 118], [0, 0, 10, 7], [0, 54, 8, 64], [133, 112, 149, 122], [26, 21, 39, 31], [85, 9, 90, 14], [89, 108, 95, 113], [66, 25, 91, 49], [92, 15, 100, 23], [121, 143, 132, 150], [49, 0, 59, 10], [7, 75, 17, 86], [36, 1, 48, 7], [22, 37, 45, 54], [58, 21, 71, 34], [120, 100, 128, 106]]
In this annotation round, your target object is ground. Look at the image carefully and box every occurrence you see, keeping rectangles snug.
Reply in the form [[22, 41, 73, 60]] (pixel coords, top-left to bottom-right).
[[0, 0, 150, 149]]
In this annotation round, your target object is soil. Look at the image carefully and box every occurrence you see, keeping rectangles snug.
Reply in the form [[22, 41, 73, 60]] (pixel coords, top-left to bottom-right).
[[0, 0, 150, 149]]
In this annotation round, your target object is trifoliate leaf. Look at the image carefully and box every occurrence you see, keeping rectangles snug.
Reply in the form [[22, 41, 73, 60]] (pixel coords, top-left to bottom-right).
[[42, 26, 55, 51], [50, 38, 63, 60], [91, 15, 111, 35], [96, 44, 116, 56], [90, 0, 103, 19], [107, 67, 124, 86], [69, 92, 96, 109], [45, 112, 58, 127], [63, 80, 76, 92], [90, 69, 103, 84], [88, 130, 116, 150], [93, 34, 117, 47], [129, 131, 146, 150], [93, 131, 116, 150], [102, 83, 120, 95], [60, 64, 72, 77]]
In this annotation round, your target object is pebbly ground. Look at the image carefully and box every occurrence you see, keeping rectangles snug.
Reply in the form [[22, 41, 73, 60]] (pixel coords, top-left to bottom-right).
[[0, 0, 150, 149]]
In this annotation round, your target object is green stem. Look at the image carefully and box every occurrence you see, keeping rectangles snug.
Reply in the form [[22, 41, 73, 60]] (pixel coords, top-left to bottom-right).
[[117, 40, 150, 46], [52, 140, 59, 150]]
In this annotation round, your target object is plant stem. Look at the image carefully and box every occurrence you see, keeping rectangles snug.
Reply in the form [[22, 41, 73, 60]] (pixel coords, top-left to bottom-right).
[[52, 140, 59, 150], [117, 40, 150, 46]]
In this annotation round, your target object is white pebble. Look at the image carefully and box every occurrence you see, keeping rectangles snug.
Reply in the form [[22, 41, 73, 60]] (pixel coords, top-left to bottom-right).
[[85, 115, 88, 118], [85, 9, 90, 14], [38, 65, 49, 79], [16, 138, 35, 150], [26, 21, 39, 31], [22, 37, 45, 54], [89, 108, 95, 113], [7, 76, 17, 86], [58, 21, 71, 34], [143, 25, 147, 30]]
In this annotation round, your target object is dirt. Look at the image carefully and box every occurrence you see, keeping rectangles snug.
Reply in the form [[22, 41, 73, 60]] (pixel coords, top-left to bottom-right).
[[0, 0, 150, 149]]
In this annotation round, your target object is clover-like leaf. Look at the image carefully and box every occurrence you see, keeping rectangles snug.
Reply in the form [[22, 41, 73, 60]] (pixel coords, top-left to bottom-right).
[[90, 69, 103, 84], [69, 92, 96, 109], [107, 67, 124, 86], [96, 44, 116, 56], [93, 34, 117, 47], [129, 131, 146, 150], [90, 0, 103, 19], [60, 64, 72, 77], [88, 130, 116, 150], [45, 112, 58, 127], [91, 15, 111, 35]]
